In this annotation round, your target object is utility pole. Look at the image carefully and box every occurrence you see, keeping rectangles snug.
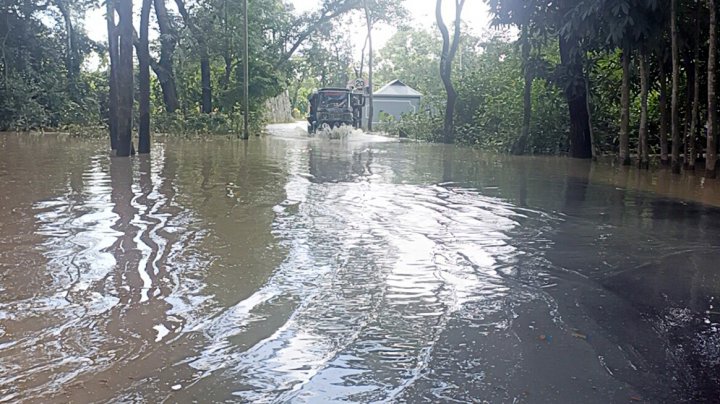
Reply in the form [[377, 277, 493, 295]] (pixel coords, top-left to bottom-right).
[[242, 0, 250, 139]]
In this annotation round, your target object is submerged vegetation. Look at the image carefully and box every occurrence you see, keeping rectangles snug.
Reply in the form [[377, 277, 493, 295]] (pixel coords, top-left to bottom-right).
[[1, 0, 720, 176]]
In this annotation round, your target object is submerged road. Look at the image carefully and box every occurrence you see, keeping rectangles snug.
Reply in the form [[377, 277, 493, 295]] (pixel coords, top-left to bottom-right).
[[0, 123, 719, 403]]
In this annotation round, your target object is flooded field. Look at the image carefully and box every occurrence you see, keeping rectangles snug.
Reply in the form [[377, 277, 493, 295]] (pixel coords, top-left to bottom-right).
[[1, 123, 719, 403]]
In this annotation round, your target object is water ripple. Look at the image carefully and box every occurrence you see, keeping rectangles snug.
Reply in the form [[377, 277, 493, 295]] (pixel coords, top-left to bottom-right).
[[185, 149, 553, 402], [0, 144, 209, 401]]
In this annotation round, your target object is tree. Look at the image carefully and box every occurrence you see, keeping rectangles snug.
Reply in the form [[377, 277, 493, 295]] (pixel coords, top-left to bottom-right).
[[619, 48, 631, 165], [357, 0, 406, 130], [115, 0, 134, 156], [671, 0, 681, 173], [489, 0, 674, 160], [288, 27, 354, 113], [708, 0, 717, 178], [53, 0, 79, 100], [152, 0, 179, 113], [278, 0, 364, 65], [0, 0, 96, 130], [138, 0, 152, 153], [511, 26, 532, 155], [242, 0, 249, 138], [638, 51, 650, 169], [687, 6, 701, 171], [436, 0, 465, 144], [375, 28, 444, 99], [488, 0, 594, 158], [375, 28, 568, 151], [565, 1, 662, 161], [106, 0, 119, 150], [175, 0, 212, 113], [363, 0, 374, 131], [557, 20, 593, 159], [375, 29, 443, 133], [659, 51, 670, 166]]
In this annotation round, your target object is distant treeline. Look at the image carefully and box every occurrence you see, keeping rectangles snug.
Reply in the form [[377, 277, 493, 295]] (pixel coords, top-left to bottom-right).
[[3, 0, 720, 177], [0, 0, 405, 146]]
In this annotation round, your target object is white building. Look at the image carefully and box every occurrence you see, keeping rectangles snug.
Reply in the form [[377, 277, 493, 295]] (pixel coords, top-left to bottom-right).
[[363, 80, 422, 129]]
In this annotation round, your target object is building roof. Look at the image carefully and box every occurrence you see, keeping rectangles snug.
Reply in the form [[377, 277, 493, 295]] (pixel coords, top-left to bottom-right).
[[374, 79, 422, 98]]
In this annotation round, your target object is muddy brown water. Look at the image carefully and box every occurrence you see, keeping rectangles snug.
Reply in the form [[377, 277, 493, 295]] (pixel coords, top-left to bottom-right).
[[1, 124, 719, 403]]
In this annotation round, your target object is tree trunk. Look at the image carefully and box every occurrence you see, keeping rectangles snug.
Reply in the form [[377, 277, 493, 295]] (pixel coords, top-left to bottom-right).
[[620, 48, 631, 165], [689, 60, 700, 170], [359, 33, 369, 79], [242, 0, 249, 138], [671, 0, 682, 173], [558, 34, 593, 159], [364, 1, 373, 131], [639, 52, 650, 169], [175, 0, 212, 114], [585, 72, 597, 159], [56, 0, 78, 100], [659, 55, 670, 166], [153, 0, 179, 113], [106, 0, 119, 151], [689, 17, 701, 170], [116, 0, 134, 157], [222, 55, 233, 92], [512, 26, 532, 155], [200, 56, 211, 113], [138, 0, 151, 154], [684, 58, 695, 168], [708, 0, 718, 178], [436, 0, 465, 144], [221, 0, 232, 97]]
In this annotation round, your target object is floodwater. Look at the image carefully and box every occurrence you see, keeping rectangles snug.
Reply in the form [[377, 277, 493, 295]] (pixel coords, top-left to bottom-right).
[[1, 124, 719, 403]]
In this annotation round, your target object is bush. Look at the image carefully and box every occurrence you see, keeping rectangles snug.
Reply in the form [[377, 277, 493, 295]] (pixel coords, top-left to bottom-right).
[[0, 74, 50, 131], [152, 109, 266, 135], [378, 112, 443, 142]]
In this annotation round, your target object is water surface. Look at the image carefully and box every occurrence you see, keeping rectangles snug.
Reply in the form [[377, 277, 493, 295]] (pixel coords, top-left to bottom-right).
[[1, 125, 719, 403]]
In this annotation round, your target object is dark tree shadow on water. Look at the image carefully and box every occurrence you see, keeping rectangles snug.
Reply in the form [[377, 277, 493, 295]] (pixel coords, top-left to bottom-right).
[[109, 157, 141, 304]]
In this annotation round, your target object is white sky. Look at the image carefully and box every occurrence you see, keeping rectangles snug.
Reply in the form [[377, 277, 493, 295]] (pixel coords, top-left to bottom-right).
[[290, 0, 492, 53], [83, 0, 492, 67]]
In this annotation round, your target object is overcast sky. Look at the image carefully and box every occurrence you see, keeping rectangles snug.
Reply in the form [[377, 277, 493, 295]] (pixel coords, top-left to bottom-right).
[[84, 0, 493, 66], [289, 0, 492, 53]]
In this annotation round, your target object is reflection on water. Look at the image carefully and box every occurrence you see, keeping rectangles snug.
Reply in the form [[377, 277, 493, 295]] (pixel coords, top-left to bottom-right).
[[0, 126, 719, 402]]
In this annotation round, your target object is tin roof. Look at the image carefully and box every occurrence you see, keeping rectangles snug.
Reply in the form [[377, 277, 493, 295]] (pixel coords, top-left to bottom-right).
[[374, 80, 422, 98]]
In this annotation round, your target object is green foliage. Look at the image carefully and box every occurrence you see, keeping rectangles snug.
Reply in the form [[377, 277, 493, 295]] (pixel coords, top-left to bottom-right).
[[153, 109, 265, 135], [587, 51, 623, 151], [0, 0, 103, 130], [375, 28, 445, 107], [529, 79, 569, 153], [287, 29, 355, 113], [286, 0, 407, 115], [486, 0, 693, 159], [375, 28, 568, 152], [0, 73, 51, 130], [1, 0, 409, 136], [0, 0, 701, 162], [381, 112, 444, 142]]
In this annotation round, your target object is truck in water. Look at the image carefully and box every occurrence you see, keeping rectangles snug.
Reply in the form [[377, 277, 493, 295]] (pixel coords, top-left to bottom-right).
[[307, 81, 365, 134]]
